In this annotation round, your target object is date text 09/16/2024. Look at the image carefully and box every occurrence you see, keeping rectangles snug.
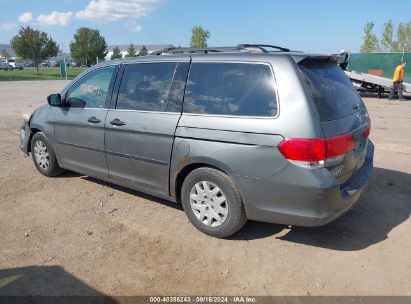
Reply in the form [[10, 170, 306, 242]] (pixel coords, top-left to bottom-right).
[[149, 297, 257, 303]]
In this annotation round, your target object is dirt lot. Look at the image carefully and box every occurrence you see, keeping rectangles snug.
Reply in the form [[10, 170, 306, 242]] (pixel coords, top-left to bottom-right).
[[0, 80, 410, 296]]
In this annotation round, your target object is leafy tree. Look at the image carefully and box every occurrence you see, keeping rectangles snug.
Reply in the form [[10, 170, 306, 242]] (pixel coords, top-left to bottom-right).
[[125, 43, 136, 57], [360, 22, 379, 53], [110, 46, 123, 60], [10, 26, 58, 73], [381, 20, 394, 52], [392, 22, 411, 52], [70, 27, 107, 66], [138, 45, 148, 56], [0, 49, 10, 58], [190, 26, 210, 48]]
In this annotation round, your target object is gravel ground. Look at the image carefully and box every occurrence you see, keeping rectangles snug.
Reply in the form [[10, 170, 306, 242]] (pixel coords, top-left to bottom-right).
[[0, 80, 410, 296]]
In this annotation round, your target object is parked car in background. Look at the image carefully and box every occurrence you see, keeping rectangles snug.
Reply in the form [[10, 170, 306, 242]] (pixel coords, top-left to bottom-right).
[[14, 63, 24, 70], [65, 61, 76, 67], [21, 61, 34, 67], [0, 62, 13, 70], [20, 44, 374, 238], [6, 59, 16, 68], [49, 60, 59, 67]]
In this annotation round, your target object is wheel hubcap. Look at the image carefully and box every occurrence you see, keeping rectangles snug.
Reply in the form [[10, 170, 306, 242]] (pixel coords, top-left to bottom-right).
[[34, 140, 50, 170], [190, 181, 228, 227]]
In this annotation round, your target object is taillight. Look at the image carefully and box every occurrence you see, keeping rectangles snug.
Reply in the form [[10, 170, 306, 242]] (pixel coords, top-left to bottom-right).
[[278, 132, 355, 168], [326, 132, 355, 158], [277, 138, 325, 162]]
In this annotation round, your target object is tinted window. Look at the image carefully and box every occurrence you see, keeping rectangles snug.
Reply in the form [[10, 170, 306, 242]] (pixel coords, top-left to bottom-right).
[[116, 62, 177, 111], [184, 63, 277, 117], [66, 66, 116, 108], [299, 60, 365, 121]]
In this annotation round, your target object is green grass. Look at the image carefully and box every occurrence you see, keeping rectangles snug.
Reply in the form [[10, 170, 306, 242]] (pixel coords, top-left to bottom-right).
[[0, 67, 86, 81]]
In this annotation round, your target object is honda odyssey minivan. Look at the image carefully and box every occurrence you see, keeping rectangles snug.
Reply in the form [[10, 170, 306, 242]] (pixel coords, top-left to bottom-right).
[[20, 44, 374, 238]]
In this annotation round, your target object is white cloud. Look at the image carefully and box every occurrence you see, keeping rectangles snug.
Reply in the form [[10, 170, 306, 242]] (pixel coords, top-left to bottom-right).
[[1, 22, 16, 31], [129, 24, 143, 32], [36, 11, 74, 26], [74, 0, 163, 22], [18, 12, 33, 23], [19, 0, 163, 28]]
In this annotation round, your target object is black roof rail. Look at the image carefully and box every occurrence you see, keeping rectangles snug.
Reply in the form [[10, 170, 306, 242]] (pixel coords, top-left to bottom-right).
[[152, 46, 175, 55], [237, 44, 291, 52], [170, 47, 242, 53], [154, 46, 242, 55], [153, 44, 291, 55]]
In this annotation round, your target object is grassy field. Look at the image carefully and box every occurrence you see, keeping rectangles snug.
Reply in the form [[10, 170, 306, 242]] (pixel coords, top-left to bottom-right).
[[0, 67, 86, 81]]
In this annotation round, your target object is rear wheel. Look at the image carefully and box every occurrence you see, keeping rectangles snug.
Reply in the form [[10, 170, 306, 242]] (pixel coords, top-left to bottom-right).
[[181, 167, 247, 238], [31, 132, 64, 177]]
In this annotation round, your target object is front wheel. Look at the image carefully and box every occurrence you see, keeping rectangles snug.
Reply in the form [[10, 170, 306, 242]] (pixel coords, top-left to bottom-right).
[[30, 132, 64, 177], [181, 168, 247, 238]]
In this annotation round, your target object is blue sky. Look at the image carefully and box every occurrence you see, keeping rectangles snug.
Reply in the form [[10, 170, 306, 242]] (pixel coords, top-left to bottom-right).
[[0, 0, 410, 53]]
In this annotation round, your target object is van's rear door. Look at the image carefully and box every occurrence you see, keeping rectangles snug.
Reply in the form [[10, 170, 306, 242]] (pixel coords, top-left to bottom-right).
[[299, 58, 371, 183]]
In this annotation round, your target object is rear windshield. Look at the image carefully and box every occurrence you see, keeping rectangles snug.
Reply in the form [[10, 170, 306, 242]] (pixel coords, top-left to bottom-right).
[[299, 60, 364, 121]]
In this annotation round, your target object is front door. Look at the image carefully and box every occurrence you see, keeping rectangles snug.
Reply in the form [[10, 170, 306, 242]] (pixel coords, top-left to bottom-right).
[[54, 65, 118, 178], [105, 61, 189, 196]]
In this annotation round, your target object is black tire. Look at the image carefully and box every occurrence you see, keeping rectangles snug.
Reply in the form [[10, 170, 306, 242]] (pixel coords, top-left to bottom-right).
[[181, 167, 247, 238], [30, 132, 64, 177]]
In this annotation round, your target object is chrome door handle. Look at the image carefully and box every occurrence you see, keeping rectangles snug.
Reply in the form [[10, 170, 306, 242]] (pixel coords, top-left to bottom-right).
[[110, 118, 126, 126], [88, 116, 101, 124]]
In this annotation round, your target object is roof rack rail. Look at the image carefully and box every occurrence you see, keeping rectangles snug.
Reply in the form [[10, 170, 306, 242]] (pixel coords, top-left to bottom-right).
[[152, 47, 175, 55], [237, 44, 290, 52], [154, 46, 241, 55], [153, 44, 291, 55]]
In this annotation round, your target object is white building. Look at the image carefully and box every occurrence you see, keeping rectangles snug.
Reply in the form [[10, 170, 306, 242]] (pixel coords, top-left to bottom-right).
[[105, 44, 173, 60]]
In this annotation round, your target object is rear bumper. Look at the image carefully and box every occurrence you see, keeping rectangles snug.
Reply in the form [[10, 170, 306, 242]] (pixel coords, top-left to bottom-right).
[[235, 141, 374, 227]]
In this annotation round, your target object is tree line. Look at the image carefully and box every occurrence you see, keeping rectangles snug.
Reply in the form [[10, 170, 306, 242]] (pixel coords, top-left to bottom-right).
[[10, 25, 211, 73], [108, 26, 209, 59], [361, 20, 411, 53], [109, 44, 148, 60]]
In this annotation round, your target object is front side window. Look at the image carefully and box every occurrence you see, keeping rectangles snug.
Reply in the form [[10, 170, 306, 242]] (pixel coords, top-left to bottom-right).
[[66, 65, 116, 108], [116, 62, 177, 111], [184, 62, 278, 117]]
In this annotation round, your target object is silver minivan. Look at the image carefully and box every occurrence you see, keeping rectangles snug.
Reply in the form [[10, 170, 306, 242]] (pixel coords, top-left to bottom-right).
[[20, 45, 374, 238]]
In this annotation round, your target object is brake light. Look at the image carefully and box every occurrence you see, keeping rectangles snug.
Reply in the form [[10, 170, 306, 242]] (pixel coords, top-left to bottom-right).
[[278, 132, 355, 168], [278, 138, 325, 162], [326, 133, 355, 158]]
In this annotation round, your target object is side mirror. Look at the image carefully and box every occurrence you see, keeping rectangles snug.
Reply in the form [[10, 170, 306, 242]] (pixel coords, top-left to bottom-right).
[[47, 94, 63, 107]]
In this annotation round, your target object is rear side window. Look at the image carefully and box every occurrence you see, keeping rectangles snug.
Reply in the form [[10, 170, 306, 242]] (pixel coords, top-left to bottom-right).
[[299, 60, 364, 121], [116, 62, 177, 111], [184, 63, 278, 117]]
